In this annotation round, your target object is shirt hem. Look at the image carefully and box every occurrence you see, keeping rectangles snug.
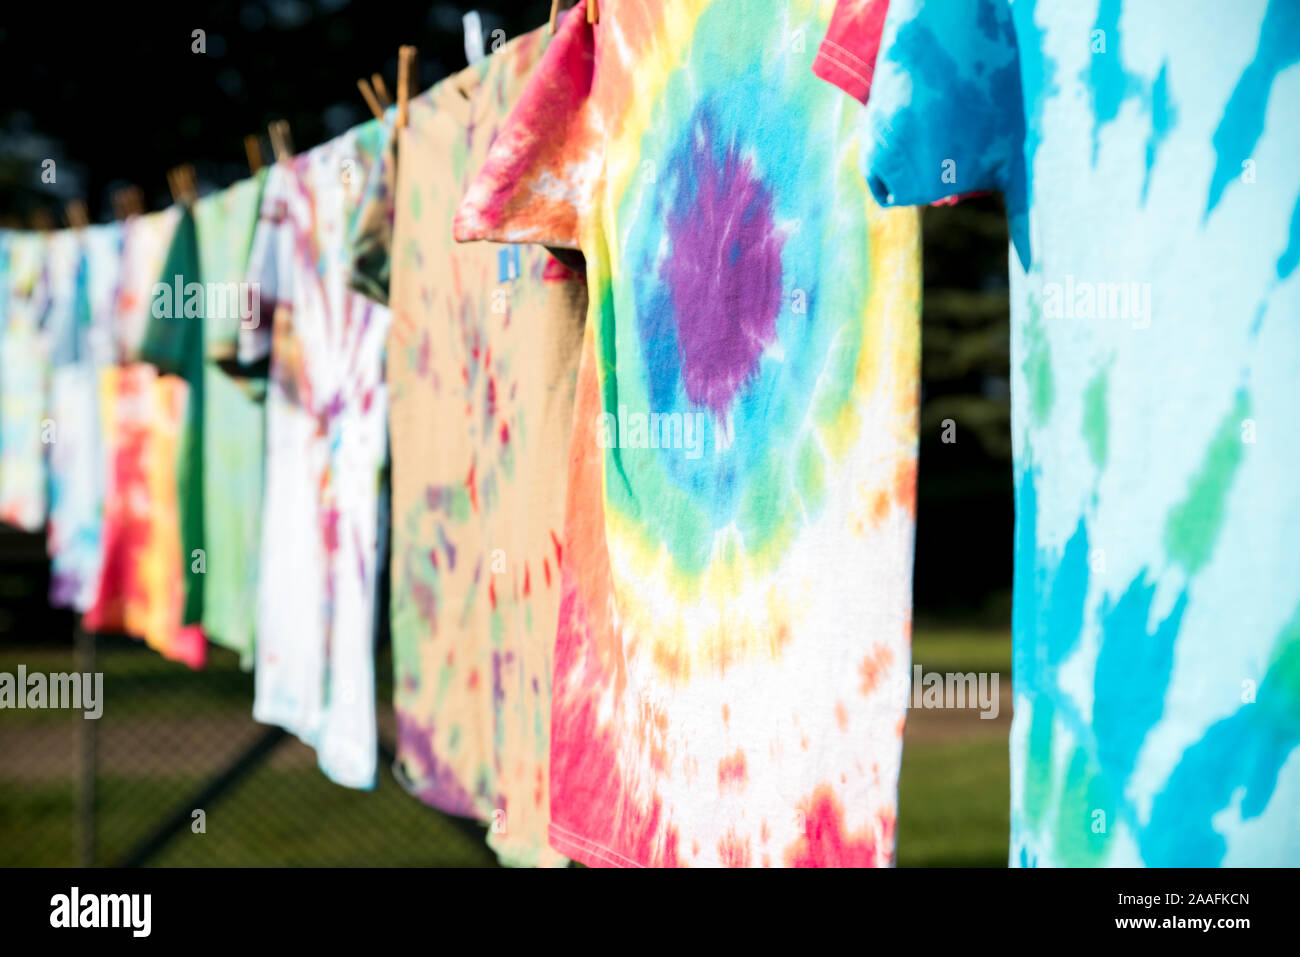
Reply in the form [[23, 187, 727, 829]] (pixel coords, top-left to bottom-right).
[[812, 41, 874, 105], [391, 763, 491, 824], [548, 821, 647, 868]]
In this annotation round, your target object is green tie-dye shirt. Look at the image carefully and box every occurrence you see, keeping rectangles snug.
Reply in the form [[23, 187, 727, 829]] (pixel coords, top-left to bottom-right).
[[142, 173, 267, 664]]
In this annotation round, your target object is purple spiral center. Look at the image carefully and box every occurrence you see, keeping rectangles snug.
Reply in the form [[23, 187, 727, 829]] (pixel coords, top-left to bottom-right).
[[660, 114, 785, 418]]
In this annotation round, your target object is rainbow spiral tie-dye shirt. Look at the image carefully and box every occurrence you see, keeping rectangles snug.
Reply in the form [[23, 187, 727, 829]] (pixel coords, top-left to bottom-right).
[[457, 0, 921, 867]]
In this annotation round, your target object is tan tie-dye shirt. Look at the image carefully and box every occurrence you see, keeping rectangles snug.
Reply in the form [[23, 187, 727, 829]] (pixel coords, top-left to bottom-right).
[[354, 27, 586, 867]]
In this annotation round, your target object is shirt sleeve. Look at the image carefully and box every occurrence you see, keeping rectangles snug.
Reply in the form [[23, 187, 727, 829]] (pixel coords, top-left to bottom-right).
[[862, 0, 1026, 216], [240, 165, 289, 366], [812, 0, 891, 106], [453, 0, 601, 249]]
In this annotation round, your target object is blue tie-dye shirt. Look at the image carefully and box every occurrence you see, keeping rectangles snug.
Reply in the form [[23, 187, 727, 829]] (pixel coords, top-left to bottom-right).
[[864, 0, 1300, 866]]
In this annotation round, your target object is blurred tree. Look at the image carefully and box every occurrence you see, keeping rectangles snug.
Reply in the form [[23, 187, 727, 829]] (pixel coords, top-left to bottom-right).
[[916, 196, 1013, 623], [0, 1, 553, 222]]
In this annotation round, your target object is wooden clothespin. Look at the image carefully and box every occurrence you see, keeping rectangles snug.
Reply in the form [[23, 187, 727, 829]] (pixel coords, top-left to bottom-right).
[[550, 0, 592, 33], [244, 134, 265, 174], [30, 208, 55, 232], [64, 199, 90, 229], [357, 77, 385, 121], [167, 163, 198, 206], [396, 45, 418, 128], [268, 120, 294, 163], [111, 185, 145, 220], [549, 0, 579, 33], [371, 73, 392, 107]]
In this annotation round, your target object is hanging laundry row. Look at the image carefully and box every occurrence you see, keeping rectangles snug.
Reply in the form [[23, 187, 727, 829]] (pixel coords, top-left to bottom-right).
[[1, 0, 1297, 869]]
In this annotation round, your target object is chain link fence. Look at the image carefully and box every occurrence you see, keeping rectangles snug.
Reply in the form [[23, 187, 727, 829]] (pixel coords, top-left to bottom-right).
[[0, 527, 499, 868]]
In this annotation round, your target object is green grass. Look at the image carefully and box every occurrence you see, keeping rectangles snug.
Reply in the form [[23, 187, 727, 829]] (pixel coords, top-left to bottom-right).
[[150, 768, 498, 867], [897, 736, 1009, 867], [0, 780, 77, 866], [912, 626, 1012, 675], [897, 626, 1011, 867], [1, 770, 498, 867], [0, 642, 254, 725]]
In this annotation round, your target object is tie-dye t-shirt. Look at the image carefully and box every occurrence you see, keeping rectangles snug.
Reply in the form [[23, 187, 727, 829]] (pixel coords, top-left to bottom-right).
[[243, 124, 391, 789], [43, 226, 111, 610], [46, 224, 123, 610], [353, 29, 585, 867], [41, 230, 83, 585], [865, 0, 1300, 867], [456, 0, 921, 867], [84, 207, 206, 669], [142, 175, 268, 665], [0, 231, 50, 532]]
